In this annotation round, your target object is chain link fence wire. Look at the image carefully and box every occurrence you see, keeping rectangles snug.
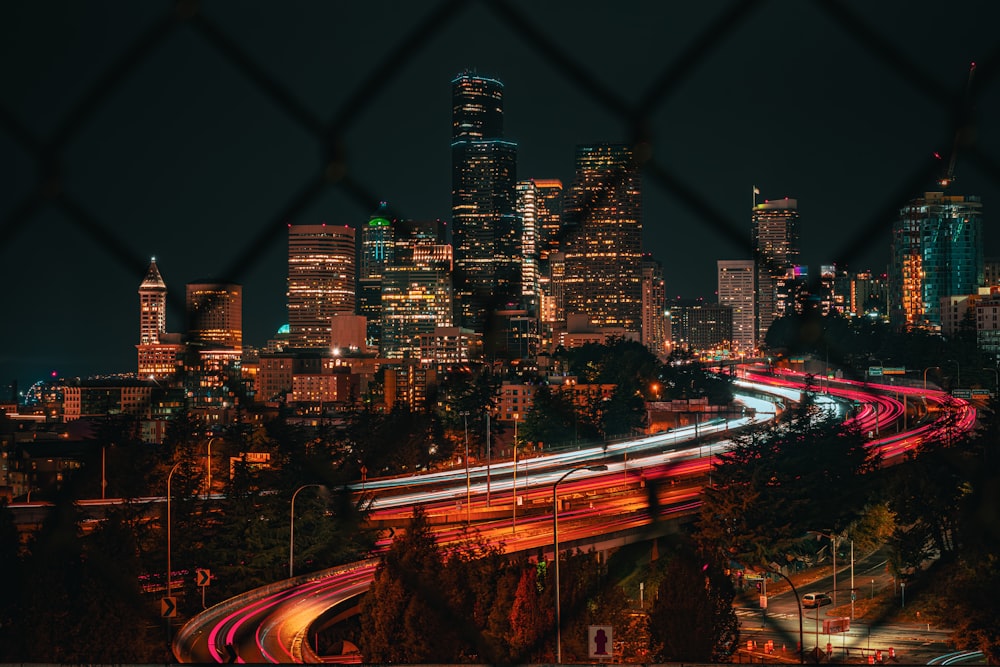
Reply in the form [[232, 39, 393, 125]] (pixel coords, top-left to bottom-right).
[[2, 0, 999, 661]]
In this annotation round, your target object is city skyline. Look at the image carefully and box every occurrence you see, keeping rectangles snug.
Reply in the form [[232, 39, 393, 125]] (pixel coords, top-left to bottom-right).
[[3, 1, 1000, 390]]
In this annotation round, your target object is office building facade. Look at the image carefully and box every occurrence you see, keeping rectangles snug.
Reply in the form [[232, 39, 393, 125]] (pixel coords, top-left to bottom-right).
[[287, 224, 356, 348], [752, 197, 800, 344], [717, 259, 755, 352], [451, 72, 519, 333], [563, 143, 643, 332], [890, 192, 984, 331]]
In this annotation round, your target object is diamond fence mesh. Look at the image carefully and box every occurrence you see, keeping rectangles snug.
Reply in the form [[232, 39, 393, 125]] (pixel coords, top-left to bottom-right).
[[2, 0, 999, 662]]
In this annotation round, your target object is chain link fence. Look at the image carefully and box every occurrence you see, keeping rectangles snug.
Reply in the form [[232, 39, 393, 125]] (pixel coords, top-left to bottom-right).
[[3, 0, 999, 661]]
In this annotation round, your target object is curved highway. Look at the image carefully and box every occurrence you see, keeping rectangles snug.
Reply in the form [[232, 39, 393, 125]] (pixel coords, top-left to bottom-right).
[[175, 373, 973, 663]]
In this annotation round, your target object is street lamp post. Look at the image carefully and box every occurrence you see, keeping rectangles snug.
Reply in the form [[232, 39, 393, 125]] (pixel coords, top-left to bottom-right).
[[768, 566, 805, 664], [166, 461, 182, 602], [983, 367, 999, 395], [512, 414, 519, 533], [923, 366, 940, 391], [205, 436, 221, 499], [460, 411, 471, 522], [554, 464, 608, 664], [290, 484, 324, 578], [486, 412, 491, 507]]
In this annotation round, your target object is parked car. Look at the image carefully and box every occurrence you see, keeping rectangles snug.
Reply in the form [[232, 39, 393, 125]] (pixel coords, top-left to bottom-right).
[[802, 592, 832, 608]]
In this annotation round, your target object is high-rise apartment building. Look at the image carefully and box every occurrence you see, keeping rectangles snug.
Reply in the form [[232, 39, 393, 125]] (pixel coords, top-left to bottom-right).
[[850, 271, 888, 317], [516, 180, 538, 308], [359, 203, 396, 349], [186, 281, 242, 349], [287, 224, 356, 348], [381, 233, 454, 360], [890, 192, 983, 330], [533, 179, 564, 260], [451, 72, 519, 332], [641, 257, 667, 358], [139, 258, 167, 346], [564, 143, 643, 332], [717, 259, 755, 352], [752, 196, 800, 344], [137, 258, 184, 380]]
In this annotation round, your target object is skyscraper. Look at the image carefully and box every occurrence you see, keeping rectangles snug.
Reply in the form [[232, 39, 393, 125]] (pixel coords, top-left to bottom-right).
[[890, 191, 983, 330], [563, 143, 643, 332], [717, 259, 755, 352], [380, 232, 454, 360], [451, 72, 519, 333], [186, 280, 242, 349], [138, 258, 167, 346], [641, 257, 667, 358], [137, 258, 183, 379], [359, 202, 396, 349], [752, 196, 800, 344], [287, 224, 356, 348], [516, 180, 539, 314]]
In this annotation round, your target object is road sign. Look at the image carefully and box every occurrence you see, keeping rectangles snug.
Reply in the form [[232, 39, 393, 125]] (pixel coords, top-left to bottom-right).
[[759, 595, 767, 609], [588, 625, 613, 659], [161, 596, 177, 618], [970, 389, 993, 399], [883, 367, 906, 375], [196, 568, 211, 587], [823, 617, 850, 633], [952, 389, 973, 399], [868, 367, 883, 376]]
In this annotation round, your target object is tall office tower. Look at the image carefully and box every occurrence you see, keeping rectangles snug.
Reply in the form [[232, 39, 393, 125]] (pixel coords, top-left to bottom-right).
[[359, 203, 396, 349], [137, 258, 184, 379], [668, 300, 734, 355], [850, 271, 888, 317], [717, 259, 755, 352], [641, 257, 667, 358], [516, 180, 539, 314], [984, 257, 1000, 287], [533, 179, 564, 260], [451, 72, 519, 332], [890, 192, 983, 330], [186, 281, 242, 349], [380, 236, 454, 360], [287, 224, 356, 348], [752, 196, 800, 344], [139, 258, 168, 345], [563, 143, 643, 331]]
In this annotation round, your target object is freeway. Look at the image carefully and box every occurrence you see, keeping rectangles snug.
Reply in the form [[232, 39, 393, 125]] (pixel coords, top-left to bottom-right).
[[174, 374, 972, 663]]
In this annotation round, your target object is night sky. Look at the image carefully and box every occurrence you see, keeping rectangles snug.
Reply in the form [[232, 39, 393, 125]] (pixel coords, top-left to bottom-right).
[[3, 1, 1000, 392]]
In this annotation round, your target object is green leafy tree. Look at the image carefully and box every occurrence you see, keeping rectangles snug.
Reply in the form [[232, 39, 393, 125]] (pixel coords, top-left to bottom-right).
[[647, 550, 739, 662], [695, 396, 878, 565], [508, 563, 553, 662], [520, 384, 580, 449], [359, 509, 462, 662]]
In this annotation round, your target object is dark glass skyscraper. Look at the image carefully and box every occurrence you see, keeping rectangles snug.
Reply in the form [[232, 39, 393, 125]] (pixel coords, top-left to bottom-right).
[[890, 191, 983, 330], [563, 143, 643, 332], [451, 72, 519, 334], [751, 196, 800, 344]]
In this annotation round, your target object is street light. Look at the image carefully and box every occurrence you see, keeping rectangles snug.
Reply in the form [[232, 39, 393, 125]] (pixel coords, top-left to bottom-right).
[[553, 464, 608, 664], [460, 411, 471, 522], [983, 367, 999, 395], [923, 366, 940, 391], [166, 461, 182, 603], [205, 436, 222, 499], [949, 359, 961, 388], [512, 414, 519, 533], [768, 566, 805, 664], [290, 484, 325, 578]]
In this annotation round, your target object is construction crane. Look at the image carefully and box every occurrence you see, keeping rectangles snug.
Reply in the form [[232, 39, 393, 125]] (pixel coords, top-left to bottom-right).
[[936, 61, 977, 188]]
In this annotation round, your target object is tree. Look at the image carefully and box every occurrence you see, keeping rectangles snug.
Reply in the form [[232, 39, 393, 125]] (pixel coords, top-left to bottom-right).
[[359, 508, 462, 662], [695, 395, 878, 566], [647, 550, 739, 662]]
